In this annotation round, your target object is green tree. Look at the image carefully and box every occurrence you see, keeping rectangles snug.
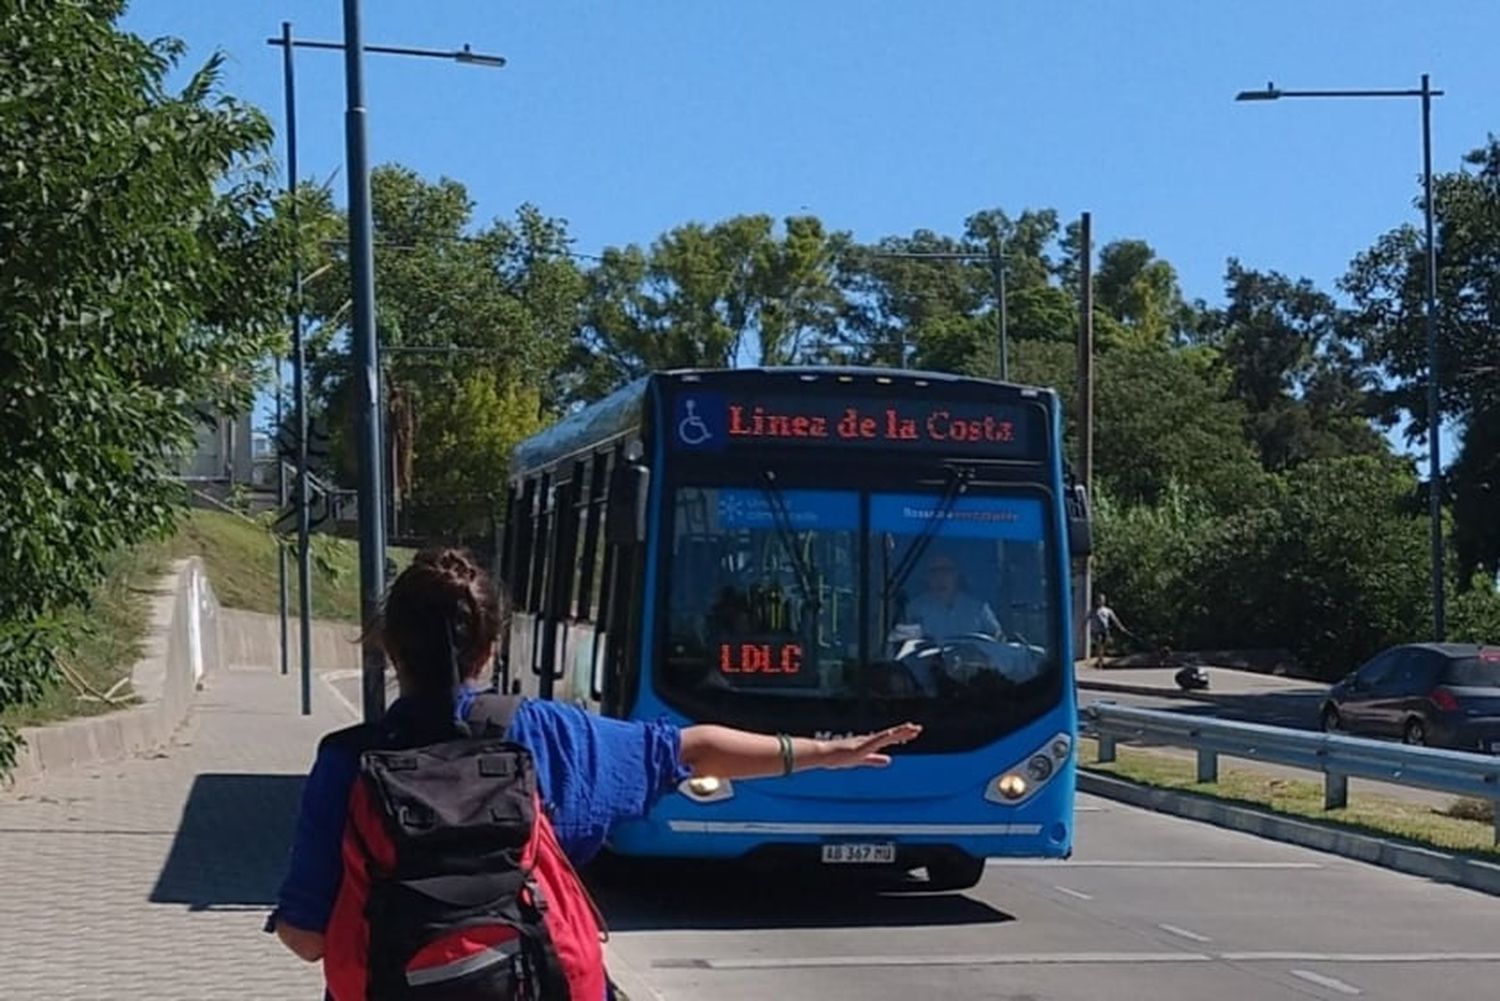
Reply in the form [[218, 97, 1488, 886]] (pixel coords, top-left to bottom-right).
[[1011, 341, 1267, 512], [835, 209, 1077, 375], [1091, 239, 1192, 347], [573, 215, 846, 398], [0, 2, 288, 764], [1343, 137, 1500, 585], [303, 166, 584, 538], [1191, 456, 1433, 678], [1203, 260, 1383, 470]]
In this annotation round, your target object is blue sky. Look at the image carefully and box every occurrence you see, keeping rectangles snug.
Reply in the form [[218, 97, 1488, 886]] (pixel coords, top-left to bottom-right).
[[123, 2, 1495, 458]]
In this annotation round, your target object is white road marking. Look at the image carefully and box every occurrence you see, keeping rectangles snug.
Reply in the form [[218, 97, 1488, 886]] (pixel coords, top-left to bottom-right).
[[1158, 923, 1212, 943], [321, 672, 362, 721], [1053, 885, 1093, 901], [988, 860, 1322, 869], [659, 952, 1500, 973], [1222, 953, 1500, 964], [667, 952, 1215, 971], [1290, 970, 1362, 995]]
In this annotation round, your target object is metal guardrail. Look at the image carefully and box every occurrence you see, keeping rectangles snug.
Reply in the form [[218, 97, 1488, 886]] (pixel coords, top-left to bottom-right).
[[1083, 702, 1500, 844]]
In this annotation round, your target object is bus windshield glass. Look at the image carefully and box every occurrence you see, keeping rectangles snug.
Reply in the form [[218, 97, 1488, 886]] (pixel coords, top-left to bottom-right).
[[660, 484, 1060, 748]]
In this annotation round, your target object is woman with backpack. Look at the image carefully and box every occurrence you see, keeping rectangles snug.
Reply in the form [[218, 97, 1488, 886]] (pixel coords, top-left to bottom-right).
[[269, 547, 920, 1000]]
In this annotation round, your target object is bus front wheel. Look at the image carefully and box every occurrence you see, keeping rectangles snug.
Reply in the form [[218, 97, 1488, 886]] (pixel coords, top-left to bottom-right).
[[924, 854, 985, 892]]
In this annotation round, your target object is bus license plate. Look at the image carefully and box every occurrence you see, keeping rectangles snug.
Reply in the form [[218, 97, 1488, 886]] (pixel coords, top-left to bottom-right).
[[821, 842, 896, 864]]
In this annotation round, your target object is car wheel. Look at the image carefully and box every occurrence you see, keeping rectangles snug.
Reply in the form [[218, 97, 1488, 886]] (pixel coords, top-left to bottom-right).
[[1403, 719, 1427, 746], [925, 855, 985, 892], [1320, 705, 1341, 733]]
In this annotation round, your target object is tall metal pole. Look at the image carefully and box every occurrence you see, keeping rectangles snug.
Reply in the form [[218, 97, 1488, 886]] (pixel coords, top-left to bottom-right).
[[1421, 73, 1445, 640], [275, 361, 288, 677], [993, 234, 1009, 381], [1078, 212, 1095, 659], [283, 22, 314, 714], [342, 0, 389, 721]]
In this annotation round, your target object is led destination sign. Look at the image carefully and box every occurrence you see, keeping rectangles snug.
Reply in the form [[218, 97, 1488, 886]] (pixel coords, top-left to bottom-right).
[[713, 638, 817, 688], [671, 393, 1042, 458]]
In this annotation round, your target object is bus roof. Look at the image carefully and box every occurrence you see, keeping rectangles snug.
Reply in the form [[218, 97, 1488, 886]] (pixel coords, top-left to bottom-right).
[[509, 366, 1057, 476], [657, 365, 1049, 394]]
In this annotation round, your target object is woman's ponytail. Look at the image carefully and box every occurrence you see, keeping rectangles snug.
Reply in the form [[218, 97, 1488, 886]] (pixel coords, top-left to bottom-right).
[[371, 547, 504, 734]]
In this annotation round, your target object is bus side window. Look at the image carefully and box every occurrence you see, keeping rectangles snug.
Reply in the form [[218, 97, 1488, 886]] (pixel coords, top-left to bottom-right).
[[511, 479, 538, 611], [575, 451, 609, 622], [540, 468, 584, 696]]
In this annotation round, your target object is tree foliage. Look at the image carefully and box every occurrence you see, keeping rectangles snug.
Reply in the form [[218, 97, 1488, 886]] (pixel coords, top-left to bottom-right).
[[300, 166, 584, 538], [0, 1, 289, 763], [1344, 137, 1500, 587]]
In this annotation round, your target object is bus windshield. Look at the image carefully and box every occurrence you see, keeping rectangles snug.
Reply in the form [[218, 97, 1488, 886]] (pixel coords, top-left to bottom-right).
[[660, 483, 1061, 749]]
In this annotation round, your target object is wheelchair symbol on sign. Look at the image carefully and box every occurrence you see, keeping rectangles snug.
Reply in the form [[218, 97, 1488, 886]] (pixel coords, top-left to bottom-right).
[[677, 400, 713, 446]]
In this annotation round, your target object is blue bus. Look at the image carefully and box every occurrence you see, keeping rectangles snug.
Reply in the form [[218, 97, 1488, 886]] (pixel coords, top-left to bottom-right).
[[498, 367, 1091, 890]]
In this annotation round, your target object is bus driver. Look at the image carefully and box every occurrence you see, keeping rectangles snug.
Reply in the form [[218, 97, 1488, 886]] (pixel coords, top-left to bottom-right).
[[904, 552, 1002, 641]]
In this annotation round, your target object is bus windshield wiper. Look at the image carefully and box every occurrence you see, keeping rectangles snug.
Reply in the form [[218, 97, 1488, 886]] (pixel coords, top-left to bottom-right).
[[759, 468, 823, 622], [881, 465, 972, 614]]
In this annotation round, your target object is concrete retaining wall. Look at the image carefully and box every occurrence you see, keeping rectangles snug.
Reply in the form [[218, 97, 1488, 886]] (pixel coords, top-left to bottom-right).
[[5, 558, 220, 787], [218, 607, 361, 673]]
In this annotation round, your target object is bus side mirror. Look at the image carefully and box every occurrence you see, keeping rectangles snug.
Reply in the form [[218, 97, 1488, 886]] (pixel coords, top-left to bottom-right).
[[607, 463, 651, 545], [1067, 484, 1093, 558]]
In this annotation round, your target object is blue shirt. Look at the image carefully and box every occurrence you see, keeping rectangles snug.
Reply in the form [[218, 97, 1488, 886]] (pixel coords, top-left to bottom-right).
[[275, 693, 690, 934]]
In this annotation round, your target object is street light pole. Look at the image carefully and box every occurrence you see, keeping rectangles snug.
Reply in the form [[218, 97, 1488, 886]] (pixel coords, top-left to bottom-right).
[[992, 234, 1009, 381], [1420, 73, 1444, 639], [341, 0, 387, 722], [1236, 76, 1447, 640], [267, 19, 505, 721], [281, 21, 315, 714]]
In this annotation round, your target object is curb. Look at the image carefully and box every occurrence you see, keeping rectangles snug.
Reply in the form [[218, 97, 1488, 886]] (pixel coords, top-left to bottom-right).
[[1077, 770, 1500, 897], [3, 559, 219, 789], [605, 942, 667, 1001], [1077, 678, 1320, 706]]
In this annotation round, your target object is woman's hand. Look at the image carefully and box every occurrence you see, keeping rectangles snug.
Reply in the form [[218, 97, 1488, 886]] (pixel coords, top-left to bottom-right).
[[681, 721, 923, 779], [816, 723, 923, 769]]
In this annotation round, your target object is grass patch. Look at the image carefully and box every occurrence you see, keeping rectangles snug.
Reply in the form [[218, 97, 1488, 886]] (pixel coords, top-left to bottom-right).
[[0, 535, 172, 730], [3, 508, 414, 734], [166, 509, 413, 623], [1079, 737, 1500, 859]]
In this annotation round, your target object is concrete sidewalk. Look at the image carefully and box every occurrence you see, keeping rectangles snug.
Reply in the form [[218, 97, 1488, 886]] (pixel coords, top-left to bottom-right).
[[0, 661, 340, 999]]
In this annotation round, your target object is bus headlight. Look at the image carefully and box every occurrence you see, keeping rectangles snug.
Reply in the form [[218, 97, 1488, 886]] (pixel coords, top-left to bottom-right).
[[993, 774, 1029, 800], [679, 775, 734, 804], [986, 732, 1072, 805]]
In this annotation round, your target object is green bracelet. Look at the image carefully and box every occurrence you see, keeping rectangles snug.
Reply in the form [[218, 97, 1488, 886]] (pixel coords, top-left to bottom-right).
[[777, 733, 795, 776]]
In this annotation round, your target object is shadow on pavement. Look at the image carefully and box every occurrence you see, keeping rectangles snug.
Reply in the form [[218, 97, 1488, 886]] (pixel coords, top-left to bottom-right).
[[587, 857, 1014, 932], [149, 773, 304, 910]]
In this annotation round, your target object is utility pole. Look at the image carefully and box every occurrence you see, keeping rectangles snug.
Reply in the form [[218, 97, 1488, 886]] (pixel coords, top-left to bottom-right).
[[991, 234, 1009, 381], [274, 362, 289, 678], [1420, 73, 1444, 639], [281, 21, 315, 714], [1077, 212, 1095, 659]]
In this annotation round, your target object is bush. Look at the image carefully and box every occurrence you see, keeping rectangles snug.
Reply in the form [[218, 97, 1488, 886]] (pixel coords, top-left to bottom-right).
[[0, 4, 287, 768]]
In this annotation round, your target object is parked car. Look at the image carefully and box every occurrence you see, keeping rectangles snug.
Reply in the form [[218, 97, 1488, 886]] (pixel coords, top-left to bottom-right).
[[1320, 643, 1500, 753]]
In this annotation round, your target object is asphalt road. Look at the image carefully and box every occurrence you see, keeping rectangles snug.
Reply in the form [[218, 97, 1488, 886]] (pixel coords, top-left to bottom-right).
[[598, 792, 1500, 1001]]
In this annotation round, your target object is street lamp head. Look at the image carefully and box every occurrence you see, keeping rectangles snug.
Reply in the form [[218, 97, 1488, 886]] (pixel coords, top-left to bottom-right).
[[1235, 82, 1282, 102], [454, 44, 506, 68]]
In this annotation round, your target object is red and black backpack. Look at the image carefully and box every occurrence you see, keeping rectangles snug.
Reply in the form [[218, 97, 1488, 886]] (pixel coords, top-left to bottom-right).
[[320, 694, 607, 1000]]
